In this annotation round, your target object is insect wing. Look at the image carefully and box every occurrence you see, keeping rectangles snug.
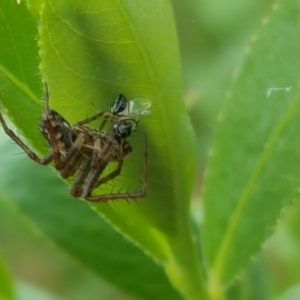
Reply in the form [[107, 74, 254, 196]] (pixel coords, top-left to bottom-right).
[[127, 97, 152, 118]]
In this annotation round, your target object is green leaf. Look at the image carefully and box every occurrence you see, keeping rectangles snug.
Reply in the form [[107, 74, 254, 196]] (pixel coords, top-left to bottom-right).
[[0, 251, 14, 300], [0, 0, 39, 89], [202, 0, 300, 294], [38, 1, 205, 298], [26, 0, 43, 19], [0, 1, 206, 299], [226, 254, 269, 300], [277, 286, 300, 300], [0, 134, 181, 300], [266, 201, 300, 297], [0, 0, 44, 149], [16, 281, 63, 300]]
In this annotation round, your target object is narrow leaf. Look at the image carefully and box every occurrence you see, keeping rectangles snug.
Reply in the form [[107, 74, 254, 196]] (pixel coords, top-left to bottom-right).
[[0, 134, 181, 300], [0, 251, 14, 300], [0, 1, 206, 299], [202, 0, 300, 291], [0, 0, 44, 149], [39, 1, 205, 299]]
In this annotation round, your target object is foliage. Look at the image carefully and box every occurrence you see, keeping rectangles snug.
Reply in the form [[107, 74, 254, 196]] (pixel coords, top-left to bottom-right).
[[1, 0, 300, 300], [0, 252, 14, 300]]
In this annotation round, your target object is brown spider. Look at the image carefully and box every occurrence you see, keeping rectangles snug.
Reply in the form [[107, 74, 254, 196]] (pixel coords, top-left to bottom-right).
[[0, 83, 150, 202]]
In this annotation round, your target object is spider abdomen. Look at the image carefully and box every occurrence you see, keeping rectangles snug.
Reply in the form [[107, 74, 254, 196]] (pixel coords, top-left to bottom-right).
[[40, 109, 74, 156]]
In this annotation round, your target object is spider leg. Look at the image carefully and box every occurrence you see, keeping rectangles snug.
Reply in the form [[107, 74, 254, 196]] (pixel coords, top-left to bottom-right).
[[98, 115, 110, 131], [60, 152, 85, 179], [90, 137, 131, 189], [73, 111, 105, 126], [81, 161, 109, 198], [0, 112, 53, 165], [42, 82, 65, 170], [93, 160, 124, 188], [59, 133, 86, 178], [81, 135, 119, 197], [84, 133, 148, 202], [44, 82, 50, 112], [70, 159, 93, 197], [71, 135, 111, 197]]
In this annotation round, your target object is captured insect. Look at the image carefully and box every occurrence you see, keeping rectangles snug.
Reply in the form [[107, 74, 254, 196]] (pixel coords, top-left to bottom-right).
[[97, 93, 152, 134], [0, 83, 151, 202]]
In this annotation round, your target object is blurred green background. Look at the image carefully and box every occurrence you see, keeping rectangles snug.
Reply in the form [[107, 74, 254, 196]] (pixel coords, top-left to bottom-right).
[[3, 0, 300, 299]]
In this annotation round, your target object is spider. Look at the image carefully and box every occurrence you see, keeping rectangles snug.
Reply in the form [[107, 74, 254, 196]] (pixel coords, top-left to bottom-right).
[[0, 83, 150, 202]]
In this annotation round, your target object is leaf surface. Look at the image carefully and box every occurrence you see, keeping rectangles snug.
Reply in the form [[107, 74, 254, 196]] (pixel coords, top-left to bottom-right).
[[38, 1, 205, 299], [0, 1, 205, 299], [202, 0, 300, 292], [0, 133, 181, 300], [0, 251, 14, 300]]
